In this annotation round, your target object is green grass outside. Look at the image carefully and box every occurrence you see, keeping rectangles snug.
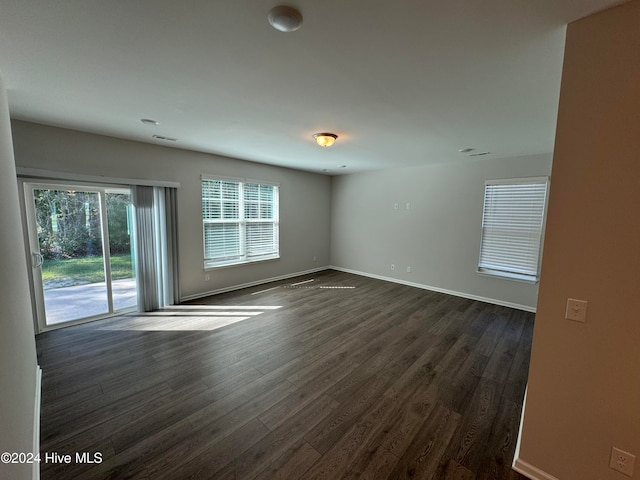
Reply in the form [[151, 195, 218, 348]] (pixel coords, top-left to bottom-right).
[[42, 253, 134, 289]]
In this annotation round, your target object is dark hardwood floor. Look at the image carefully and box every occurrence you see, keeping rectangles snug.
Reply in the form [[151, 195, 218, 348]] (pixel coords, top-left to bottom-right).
[[36, 270, 532, 480]]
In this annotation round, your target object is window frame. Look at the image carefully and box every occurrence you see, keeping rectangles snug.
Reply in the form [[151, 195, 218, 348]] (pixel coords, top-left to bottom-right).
[[477, 176, 549, 283], [202, 175, 280, 269]]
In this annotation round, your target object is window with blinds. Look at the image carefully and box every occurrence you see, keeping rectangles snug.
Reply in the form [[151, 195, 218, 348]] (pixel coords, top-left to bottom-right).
[[478, 177, 549, 282], [202, 177, 279, 268]]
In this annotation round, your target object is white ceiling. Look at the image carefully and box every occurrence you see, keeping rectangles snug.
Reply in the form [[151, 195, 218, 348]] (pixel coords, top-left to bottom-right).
[[0, 0, 623, 175]]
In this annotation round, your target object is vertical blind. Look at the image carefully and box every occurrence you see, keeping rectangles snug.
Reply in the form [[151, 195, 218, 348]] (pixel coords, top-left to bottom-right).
[[478, 177, 548, 281], [202, 177, 279, 266]]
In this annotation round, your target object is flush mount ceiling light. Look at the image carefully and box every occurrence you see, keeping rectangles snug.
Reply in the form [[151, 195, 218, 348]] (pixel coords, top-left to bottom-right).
[[313, 133, 338, 147], [140, 118, 159, 126], [268, 6, 303, 32]]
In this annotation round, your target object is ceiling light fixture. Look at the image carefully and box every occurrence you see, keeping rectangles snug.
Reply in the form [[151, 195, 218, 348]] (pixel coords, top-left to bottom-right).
[[313, 133, 338, 147], [268, 6, 303, 32], [140, 118, 159, 126]]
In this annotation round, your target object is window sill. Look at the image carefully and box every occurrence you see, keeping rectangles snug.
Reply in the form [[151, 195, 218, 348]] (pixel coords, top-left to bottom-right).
[[205, 255, 279, 271], [476, 268, 538, 284]]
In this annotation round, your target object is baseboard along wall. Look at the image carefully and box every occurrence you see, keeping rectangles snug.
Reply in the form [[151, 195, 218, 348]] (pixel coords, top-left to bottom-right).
[[182, 265, 537, 313], [329, 266, 537, 313], [180, 266, 331, 302], [512, 458, 560, 480]]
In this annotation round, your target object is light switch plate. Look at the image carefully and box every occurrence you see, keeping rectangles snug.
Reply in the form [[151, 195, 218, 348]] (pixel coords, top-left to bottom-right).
[[565, 298, 588, 322]]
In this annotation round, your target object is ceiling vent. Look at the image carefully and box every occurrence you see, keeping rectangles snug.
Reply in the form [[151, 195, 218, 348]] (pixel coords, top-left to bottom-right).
[[152, 135, 177, 142]]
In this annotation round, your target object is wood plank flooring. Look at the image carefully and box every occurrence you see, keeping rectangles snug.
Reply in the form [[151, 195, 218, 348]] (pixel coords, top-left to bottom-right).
[[36, 270, 532, 480]]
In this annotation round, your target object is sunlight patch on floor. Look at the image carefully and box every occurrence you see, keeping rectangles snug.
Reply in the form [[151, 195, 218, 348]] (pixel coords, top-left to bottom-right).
[[97, 305, 282, 331]]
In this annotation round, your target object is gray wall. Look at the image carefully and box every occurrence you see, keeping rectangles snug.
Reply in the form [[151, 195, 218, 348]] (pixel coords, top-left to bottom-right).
[[11, 120, 332, 300], [0, 77, 39, 479], [330, 153, 552, 311]]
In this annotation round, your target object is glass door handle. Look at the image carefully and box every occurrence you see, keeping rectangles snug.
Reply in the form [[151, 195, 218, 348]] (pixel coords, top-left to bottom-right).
[[32, 252, 44, 268]]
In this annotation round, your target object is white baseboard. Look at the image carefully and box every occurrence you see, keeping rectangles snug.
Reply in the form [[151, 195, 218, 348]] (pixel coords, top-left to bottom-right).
[[33, 365, 42, 480], [181, 265, 537, 313], [180, 266, 330, 302], [329, 266, 536, 313], [512, 458, 559, 480], [511, 387, 558, 480]]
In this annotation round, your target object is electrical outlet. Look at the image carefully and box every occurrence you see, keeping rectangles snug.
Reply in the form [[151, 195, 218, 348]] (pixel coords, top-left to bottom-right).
[[205, 274, 210, 281], [610, 447, 635, 477], [391, 264, 395, 271], [406, 266, 411, 273], [313, 256, 317, 261]]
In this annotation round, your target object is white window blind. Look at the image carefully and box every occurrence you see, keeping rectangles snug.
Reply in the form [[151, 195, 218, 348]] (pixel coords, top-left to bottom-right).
[[202, 177, 279, 267], [478, 177, 548, 282]]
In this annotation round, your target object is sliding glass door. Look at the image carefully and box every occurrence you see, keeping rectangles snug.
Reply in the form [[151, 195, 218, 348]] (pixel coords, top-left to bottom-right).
[[24, 183, 137, 331], [106, 190, 137, 312]]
